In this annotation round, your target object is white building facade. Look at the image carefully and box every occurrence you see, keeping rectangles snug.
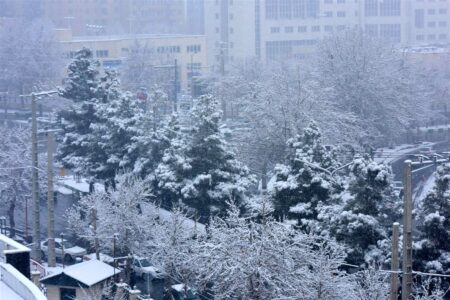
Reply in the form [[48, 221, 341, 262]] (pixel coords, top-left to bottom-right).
[[203, 0, 450, 66]]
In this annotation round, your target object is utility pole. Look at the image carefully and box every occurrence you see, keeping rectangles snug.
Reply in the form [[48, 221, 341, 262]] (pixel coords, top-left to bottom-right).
[[402, 160, 413, 300], [173, 59, 178, 112], [47, 132, 56, 267], [390, 222, 400, 300], [31, 93, 41, 262]]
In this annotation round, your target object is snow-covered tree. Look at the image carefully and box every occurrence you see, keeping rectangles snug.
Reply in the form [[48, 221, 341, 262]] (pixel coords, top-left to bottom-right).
[[0, 19, 62, 95], [153, 95, 255, 221], [320, 155, 401, 265], [271, 122, 341, 231], [415, 163, 450, 276], [188, 202, 357, 300], [315, 28, 430, 143], [90, 89, 145, 188], [66, 176, 150, 254], [58, 51, 126, 186], [0, 126, 48, 237]]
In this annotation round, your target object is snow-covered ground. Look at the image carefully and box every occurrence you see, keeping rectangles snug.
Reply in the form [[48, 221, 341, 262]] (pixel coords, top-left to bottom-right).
[[374, 142, 435, 164], [56, 175, 104, 194], [413, 173, 435, 209]]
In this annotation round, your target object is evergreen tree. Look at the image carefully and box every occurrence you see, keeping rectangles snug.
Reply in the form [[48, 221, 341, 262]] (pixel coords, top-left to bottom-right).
[[91, 89, 145, 188], [271, 122, 341, 231], [153, 95, 255, 221], [415, 163, 450, 275], [320, 155, 401, 265], [58, 48, 107, 178]]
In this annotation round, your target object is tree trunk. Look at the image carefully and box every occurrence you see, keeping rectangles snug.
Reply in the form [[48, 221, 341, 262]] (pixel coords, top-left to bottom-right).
[[7, 201, 16, 238]]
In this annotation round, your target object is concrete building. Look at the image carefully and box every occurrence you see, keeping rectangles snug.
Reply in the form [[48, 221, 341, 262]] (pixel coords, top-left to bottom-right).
[[204, 0, 450, 66], [0, 234, 47, 300], [57, 29, 208, 92], [204, 0, 256, 72]]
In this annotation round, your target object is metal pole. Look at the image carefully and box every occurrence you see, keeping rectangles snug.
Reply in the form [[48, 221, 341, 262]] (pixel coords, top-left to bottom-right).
[[390, 222, 400, 300], [31, 94, 41, 262], [47, 132, 56, 267], [173, 59, 178, 112], [61, 233, 65, 269], [402, 160, 413, 300]]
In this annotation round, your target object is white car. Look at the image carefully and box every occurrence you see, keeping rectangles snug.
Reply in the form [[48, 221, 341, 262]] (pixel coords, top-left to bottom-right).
[[132, 257, 164, 279], [40, 238, 87, 263]]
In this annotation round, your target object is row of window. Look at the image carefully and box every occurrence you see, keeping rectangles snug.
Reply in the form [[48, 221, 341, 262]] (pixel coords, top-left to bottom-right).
[[266, 39, 318, 61], [415, 9, 448, 28], [266, 0, 320, 20], [364, 24, 402, 42], [365, 0, 401, 17], [416, 33, 448, 40], [271, 24, 347, 33]]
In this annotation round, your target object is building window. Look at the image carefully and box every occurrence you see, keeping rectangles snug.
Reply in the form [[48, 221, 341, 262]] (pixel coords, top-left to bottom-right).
[[230, 27, 234, 34], [324, 11, 333, 17], [279, 0, 292, 19], [416, 34, 424, 41], [324, 25, 333, 32], [285, 26, 294, 33], [337, 0, 345, 3], [271, 26, 280, 33], [380, 0, 400, 16], [266, 0, 278, 19], [379, 24, 401, 43], [428, 21, 436, 28], [415, 9, 424, 28], [337, 11, 346, 17], [427, 34, 436, 40], [298, 25, 307, 32], [187, 45, 201, 53], [439, 21, 447, 27], [311, 25, 320, 32], [96, 50, 109, 58], [336, 25, 346, 31], [365, 0, 378, 16], [427, 9, 436, 15], [439, 34, 447, 39], [439, 8, 448, 14], [324, 0, 332, 3]]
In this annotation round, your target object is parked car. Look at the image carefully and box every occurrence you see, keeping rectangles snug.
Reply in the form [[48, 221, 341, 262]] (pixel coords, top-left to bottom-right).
[[132, 257, 164, 279], [40, 238, 86, 263], [170, 284, 199, 300]]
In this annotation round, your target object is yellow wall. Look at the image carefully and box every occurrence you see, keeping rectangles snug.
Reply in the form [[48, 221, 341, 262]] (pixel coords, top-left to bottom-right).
[[59, 33, 209, 91]]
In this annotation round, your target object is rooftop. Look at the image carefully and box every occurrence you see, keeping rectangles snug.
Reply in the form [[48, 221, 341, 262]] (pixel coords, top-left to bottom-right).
[[41, 259, 120, 287]]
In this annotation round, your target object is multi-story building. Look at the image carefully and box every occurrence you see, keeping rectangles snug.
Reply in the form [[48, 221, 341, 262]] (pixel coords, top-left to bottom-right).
[[43, 0, 186, 36], [57, 29, 208, 92], [204, 0, 256, 72], [204, 0, 450, 67]]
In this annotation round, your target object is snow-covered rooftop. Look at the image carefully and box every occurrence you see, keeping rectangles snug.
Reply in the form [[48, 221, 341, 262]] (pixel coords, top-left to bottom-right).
[[41, 259, 120, 287]]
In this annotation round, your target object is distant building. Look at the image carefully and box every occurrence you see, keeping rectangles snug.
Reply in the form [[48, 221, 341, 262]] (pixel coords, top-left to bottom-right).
[[204, 0, 450, 68], [40, 259, 120, 300], [56, 29, 208, 93], [42, 0, 186, 36]]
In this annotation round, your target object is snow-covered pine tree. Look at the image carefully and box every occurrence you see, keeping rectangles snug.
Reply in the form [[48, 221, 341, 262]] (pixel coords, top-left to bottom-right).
[[153, 95, 254, 221], [414, 163, 450, 275], [91, 88, 145, 188], [320, 155, 401, 265], [271, 122, 341, 231], [58, 48, 106, 178]]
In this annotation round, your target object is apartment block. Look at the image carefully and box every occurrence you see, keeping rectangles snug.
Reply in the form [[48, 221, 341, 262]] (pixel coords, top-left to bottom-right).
[[204, 0, 450, 66]]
